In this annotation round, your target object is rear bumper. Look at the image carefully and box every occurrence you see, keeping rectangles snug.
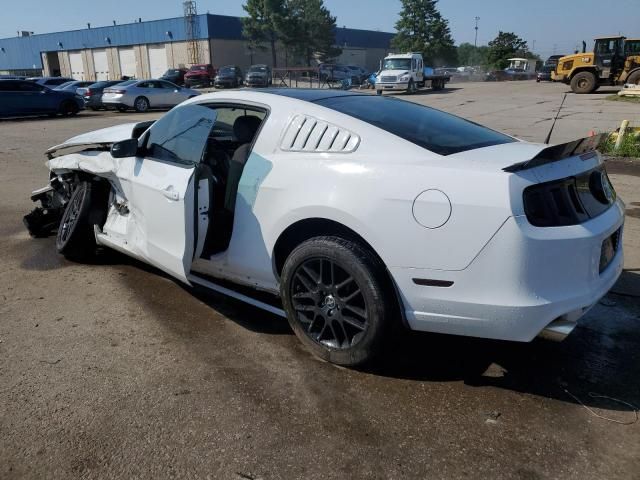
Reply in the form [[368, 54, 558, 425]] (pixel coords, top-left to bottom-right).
[[391, 200, 625, 342]]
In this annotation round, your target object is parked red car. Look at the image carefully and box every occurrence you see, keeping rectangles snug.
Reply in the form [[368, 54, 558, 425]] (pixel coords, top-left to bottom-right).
[[184, 64, 216, 88]]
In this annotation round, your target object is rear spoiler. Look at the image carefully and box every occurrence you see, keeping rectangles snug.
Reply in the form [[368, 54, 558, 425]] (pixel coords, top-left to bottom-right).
[[503, 134, 608, 172]]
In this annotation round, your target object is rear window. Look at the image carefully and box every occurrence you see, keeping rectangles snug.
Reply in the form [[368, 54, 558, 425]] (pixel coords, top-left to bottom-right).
[[315, 96, 515, 156]]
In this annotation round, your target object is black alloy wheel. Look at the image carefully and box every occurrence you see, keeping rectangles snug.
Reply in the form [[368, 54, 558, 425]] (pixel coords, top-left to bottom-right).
[[290, 257, 369, 350], [281, 237, 393, 366]]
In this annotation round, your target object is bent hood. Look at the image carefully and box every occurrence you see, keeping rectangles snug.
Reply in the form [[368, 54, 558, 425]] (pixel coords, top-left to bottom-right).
[[46, 121, 154, 158]]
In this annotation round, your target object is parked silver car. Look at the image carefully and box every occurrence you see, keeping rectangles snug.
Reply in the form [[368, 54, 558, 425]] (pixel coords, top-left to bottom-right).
[[102, 79, 200, 112]]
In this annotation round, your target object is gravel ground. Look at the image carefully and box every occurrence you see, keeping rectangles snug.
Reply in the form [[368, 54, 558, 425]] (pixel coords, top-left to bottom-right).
[[1, 84, 639, 479]]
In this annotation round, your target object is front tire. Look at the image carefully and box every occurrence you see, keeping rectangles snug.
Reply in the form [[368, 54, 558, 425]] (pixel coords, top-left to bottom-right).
[[627, 70, 640, 86], [56, 181, 108, 261], [570, 71, 597, 94], [281, 237, 393, 367], [134, 96, 150, 113]]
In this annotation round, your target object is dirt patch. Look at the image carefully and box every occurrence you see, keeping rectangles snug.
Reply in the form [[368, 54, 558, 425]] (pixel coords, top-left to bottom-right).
[[605, 157, 640, 177]]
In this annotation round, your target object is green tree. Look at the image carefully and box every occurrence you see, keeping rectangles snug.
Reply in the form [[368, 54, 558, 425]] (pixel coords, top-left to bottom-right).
[[286, 0, 341, 65], [242, 0, 287, 67], [391, 0, 457, 66], [487, 31, 528, 69], [457, 42, 490, 67]]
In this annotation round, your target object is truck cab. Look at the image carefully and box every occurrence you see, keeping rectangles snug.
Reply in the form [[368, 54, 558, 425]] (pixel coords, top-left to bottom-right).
[[376, 53, 424, 93], [375, 53, 448, 95]]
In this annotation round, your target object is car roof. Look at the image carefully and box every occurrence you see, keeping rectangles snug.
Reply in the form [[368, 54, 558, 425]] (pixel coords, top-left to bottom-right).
[[255, 88, 365, 102]]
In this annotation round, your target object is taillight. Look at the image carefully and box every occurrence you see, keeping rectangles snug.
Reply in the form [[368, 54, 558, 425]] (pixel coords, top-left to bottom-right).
[[85, 88, 92, 96]]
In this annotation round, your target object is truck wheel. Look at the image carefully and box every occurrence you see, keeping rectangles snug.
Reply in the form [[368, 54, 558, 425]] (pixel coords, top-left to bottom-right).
[[56, 181, 108, 261], [376, 90, 383, 96], [570, 71, 597, 94], [281, 236, 393, 367], [407, 80, 416, 94], [627, 71, 640, 86]]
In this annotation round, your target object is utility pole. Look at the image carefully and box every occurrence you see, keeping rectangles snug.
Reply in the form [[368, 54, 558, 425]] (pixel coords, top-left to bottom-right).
[[474, 16, 480, 48], [532, 40, 536, 53], [184, 0, 201, 65]]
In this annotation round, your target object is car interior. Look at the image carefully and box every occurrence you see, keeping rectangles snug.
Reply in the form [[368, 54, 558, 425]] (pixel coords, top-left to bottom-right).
[[200, 105, 267, 255]]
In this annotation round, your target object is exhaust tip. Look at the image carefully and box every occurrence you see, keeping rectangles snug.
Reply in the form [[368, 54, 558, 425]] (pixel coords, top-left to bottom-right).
[[538, 317, 578, 342]]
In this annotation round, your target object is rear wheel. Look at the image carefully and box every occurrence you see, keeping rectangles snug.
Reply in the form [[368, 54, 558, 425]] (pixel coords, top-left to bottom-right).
[[134, 96, 150, 113], [281, 236, 393, 367], [56, 181, 108, 261], [570, 71, 597, 94]]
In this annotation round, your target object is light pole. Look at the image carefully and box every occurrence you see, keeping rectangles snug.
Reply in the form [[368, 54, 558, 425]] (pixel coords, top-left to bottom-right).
[[474, 16, 480, 48]]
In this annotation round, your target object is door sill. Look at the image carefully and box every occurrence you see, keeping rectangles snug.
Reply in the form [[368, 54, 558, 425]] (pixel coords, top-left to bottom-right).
[[188, 272, 286, 318]]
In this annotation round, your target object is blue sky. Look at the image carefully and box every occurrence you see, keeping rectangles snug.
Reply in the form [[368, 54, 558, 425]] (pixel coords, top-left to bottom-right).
[[3, 0, 639, 58]]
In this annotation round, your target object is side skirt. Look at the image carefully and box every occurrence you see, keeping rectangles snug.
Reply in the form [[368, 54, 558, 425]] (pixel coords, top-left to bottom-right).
[[188, 273, 286, 318]]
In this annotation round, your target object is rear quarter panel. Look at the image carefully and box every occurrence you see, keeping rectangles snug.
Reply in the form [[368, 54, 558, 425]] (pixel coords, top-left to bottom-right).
[[219, 96, 518, 286]]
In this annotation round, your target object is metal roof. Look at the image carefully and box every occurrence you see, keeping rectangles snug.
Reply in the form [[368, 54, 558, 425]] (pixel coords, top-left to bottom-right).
[[0, 14, 394, 72]]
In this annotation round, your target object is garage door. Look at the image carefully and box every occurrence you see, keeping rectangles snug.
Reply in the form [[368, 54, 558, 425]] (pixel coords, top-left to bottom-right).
[[93, 49, 109, 81], [148, 44, 167, 79], [118, 48, 137, 79], [69, 51, 85, 81]]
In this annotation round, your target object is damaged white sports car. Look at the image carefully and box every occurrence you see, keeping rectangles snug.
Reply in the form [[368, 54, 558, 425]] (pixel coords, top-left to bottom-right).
[[25, 89, 624, 366]]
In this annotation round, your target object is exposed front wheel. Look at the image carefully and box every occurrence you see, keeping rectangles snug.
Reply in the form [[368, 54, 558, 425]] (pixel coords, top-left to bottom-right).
[[570, 71, 597, 94], [281, 237, 393, 367], [134, 96, 150, 113], [56, 181, 108, 261], [376, 89, 382, 96]]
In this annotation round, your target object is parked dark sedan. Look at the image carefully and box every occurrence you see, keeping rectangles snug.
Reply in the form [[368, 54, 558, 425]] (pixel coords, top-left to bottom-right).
[[245, 64, 272, 87], [214, 65, 243, 88], [83, 80, 128, 110], [0, 79, 84, 118], [160, 68, 187, 86], [27, 76, 75, 87]]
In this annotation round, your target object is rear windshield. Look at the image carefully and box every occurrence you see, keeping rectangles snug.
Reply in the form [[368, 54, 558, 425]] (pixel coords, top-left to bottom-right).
[[315, 96, 515, 156]]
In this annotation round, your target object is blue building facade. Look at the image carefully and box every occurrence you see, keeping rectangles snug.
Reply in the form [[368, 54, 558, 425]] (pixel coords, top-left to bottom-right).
[[0, 14, 394, 74]]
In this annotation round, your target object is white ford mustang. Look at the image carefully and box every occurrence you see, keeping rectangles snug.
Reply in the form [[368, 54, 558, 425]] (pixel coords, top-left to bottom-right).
[[24, 89, 624, 366]]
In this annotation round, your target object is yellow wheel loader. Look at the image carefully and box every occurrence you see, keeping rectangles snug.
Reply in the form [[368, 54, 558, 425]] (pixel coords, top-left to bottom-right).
[[553, 37, 640, 94]]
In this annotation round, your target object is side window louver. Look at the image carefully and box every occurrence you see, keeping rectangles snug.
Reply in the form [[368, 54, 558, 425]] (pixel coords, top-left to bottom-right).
[[281, 115, 360, 153]]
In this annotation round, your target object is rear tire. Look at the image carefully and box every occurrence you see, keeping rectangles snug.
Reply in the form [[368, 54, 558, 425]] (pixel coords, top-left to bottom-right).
[[280, 236, 393, 367], [134, 96, 150, 113], [570, 71, 597, 94], [56, 181, 108, 261]]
